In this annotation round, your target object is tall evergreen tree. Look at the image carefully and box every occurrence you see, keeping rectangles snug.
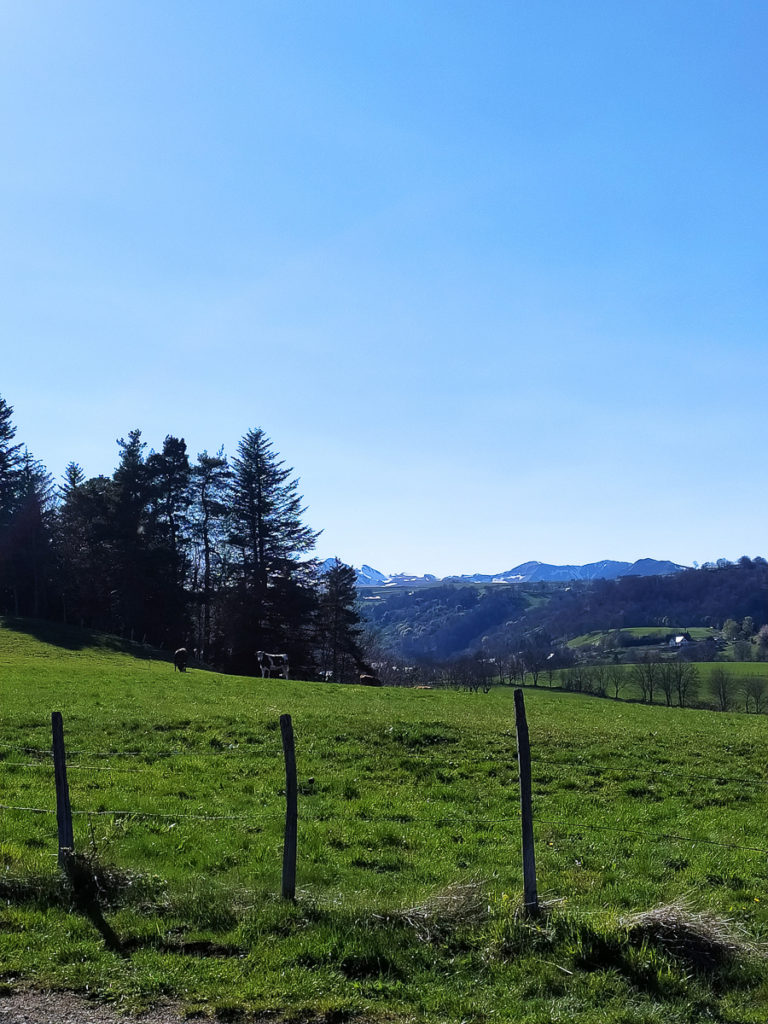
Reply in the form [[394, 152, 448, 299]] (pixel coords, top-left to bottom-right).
[[56, 473, 117, 630], [316, 558, 364, 682], [146, 436, 191, 576], [0, 396, 23, 612], [189, 449, 231, 661], [145, 436, 192, 644], [6, 450, 57, 618], [227, 428, 319, 672], [111, 430, 151, 640]]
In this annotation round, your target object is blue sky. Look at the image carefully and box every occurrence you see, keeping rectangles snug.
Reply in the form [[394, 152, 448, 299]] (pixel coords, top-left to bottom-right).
[[2, 1, 766, 576]]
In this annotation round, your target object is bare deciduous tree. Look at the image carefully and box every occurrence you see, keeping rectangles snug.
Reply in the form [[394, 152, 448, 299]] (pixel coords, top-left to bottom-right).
[[710, 666, 735, 712], [743, 675, 766, 714], [631, 654, 659, 704]]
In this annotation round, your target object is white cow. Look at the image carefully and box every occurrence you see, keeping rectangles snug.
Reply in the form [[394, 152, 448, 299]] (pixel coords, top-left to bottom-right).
[[256, 651, 290, 679]]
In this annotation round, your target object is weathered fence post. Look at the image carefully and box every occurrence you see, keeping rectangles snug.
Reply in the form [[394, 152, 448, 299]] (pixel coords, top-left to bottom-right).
[[280, 714, 297, 900], [514, 688, 539, 916], [51, 711, 74, 867]]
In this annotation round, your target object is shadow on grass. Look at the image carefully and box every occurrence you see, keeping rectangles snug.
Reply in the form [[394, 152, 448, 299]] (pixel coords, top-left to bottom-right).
[[2, 864, 763, 1000], [0, 616, 166, 659], [496, 904, 764, 997]]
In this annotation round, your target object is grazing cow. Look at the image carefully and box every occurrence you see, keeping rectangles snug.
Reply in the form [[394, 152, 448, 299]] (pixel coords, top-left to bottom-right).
[[359, 673, 382, 687], [256, 651, 290, 679], [173, 648, 188, 672]]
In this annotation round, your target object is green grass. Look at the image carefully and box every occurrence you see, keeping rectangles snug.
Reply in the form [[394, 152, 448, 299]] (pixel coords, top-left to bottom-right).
[[569, 626, 717, 648], [550, 660, 768, 711], [2, 617, 768, 1021]]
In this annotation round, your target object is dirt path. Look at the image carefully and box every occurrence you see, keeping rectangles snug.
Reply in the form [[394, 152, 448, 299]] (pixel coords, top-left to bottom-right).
[[0, 991, 282, 1024], [0, 992, 190, 1024]]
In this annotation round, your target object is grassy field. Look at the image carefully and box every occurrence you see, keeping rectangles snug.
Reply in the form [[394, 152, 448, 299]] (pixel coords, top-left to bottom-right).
[[551, 657, 768, 712], [2, 618, 768, 1021], [568, 626, 718, 648]]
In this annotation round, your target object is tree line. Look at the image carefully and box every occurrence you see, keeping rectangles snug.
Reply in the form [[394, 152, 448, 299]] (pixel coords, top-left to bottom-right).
[[0, 395, 363, 680]]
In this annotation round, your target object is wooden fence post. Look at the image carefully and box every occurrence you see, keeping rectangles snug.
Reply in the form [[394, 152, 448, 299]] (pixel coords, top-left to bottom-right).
[[51, 711, 74, 867], [280, 714, 297, 900], [514, 688, 539, 916]]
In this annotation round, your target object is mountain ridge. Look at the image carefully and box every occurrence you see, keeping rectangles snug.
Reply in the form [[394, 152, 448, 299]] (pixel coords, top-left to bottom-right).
[[319, 557, 688, 588]]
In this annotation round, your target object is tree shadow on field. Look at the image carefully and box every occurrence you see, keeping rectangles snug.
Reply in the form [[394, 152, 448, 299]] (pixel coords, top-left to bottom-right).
[[1, 858, 251, 960], [0, 616, 166, 660]]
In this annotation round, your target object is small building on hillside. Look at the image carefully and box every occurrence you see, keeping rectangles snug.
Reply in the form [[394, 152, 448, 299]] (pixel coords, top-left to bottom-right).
[[668, 632, 692, 647]]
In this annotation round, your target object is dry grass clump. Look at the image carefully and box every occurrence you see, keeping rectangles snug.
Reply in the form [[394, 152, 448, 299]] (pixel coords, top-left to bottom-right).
[[622, 900, 766, 968], [387, 881, 487, 941]]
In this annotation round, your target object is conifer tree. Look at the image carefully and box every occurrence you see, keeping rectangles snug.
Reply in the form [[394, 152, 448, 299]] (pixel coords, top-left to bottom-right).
[[112, 430, 151, 640], [227, 428, 319, 672], [189, 449, 231, 660], [145, 436, 192, 644], [316, 558, 363, 682], [0, 396, 23, 612], [56, 472, 116, 630], [9, 451, 57, 617]]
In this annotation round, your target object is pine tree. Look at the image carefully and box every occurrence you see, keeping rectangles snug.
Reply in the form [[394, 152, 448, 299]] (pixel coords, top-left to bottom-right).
[[61, 462, 86, 494], [317, 558, 364, 682], [227, 428, 319, 672], [0, 396, 23, 612], [56, 473, 116, 630], [112, 430, 151, 640], [145, 436, 192, 644], [146, 436, 192, 576], [189, 449, 231, 660], [9, 451, 57, 617]]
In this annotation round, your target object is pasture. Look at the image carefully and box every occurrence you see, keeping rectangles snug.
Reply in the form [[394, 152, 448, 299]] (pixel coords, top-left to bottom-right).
[[568, 626, 718, 648], [2, 618, 768, 1022]]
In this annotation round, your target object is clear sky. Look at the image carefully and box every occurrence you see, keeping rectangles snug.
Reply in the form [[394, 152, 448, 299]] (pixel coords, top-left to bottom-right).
[[2, 1, 766, 577]]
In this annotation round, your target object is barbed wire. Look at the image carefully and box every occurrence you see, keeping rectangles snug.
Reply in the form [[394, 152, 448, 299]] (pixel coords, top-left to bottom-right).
[[5, 742, 768, 795], [0, 761, 156, 774], [535, 817, 768, 855], [2, 797, 767, 857], [0, 740, 272, 761], [533, 756, 768, 790], [0, 802, 281, 822]]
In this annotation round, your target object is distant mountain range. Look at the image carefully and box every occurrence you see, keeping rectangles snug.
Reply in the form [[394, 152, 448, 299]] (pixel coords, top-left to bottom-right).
[[319, 557, 688, 588]]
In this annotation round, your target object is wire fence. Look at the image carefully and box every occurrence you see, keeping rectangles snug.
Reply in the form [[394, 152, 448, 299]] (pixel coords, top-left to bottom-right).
[[3, 701, 768, 913], [4, 740, 768, 790]]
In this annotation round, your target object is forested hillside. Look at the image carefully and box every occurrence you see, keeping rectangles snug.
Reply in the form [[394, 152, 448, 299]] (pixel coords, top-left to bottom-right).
[[361, 558, 768, 663], [361, 584, 530, 660]]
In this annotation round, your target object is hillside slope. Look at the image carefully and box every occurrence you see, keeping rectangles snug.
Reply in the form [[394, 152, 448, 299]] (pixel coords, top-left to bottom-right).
[[1, 620, 767, 1022], [361, 559, 768, 661]]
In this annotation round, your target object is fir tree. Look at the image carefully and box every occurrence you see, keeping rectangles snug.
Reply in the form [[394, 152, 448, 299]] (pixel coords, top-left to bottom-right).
[[145, 436, 193, 644], [0, 396, 23, 612], [227, 428, 319, 672], [189, 449, 232, 661], [2, 450, 57, 618], [56, 473, 116, 630], [317, 558, 364, 682], [112, 430, 151, 640]]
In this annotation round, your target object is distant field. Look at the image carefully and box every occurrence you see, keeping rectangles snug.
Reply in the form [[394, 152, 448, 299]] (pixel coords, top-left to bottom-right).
[[2, 618, 768, 1022], [569, 626, 718, 648]]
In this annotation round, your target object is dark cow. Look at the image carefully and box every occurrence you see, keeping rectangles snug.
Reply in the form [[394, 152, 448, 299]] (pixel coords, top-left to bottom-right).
[[359, 673, 382, 686], [256, 651, 290, 679], [174, 648, 188, 672]]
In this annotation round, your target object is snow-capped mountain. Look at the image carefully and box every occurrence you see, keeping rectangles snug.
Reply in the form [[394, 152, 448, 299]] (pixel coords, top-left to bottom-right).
[[319, 557, 687, 588]]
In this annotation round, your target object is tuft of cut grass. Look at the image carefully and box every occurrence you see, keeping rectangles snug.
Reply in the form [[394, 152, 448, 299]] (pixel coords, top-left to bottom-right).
[[623, 899, 767, 969], [385, 879, 487, 942]]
